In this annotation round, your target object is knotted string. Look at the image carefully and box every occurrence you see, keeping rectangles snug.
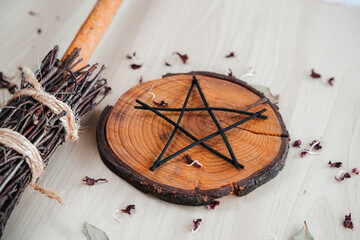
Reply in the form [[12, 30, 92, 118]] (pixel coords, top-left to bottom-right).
[[8, 67, 79, 142]]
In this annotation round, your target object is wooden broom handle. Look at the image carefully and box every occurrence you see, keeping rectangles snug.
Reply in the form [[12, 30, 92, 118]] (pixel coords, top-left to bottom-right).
[[62, 0, 123, 67]]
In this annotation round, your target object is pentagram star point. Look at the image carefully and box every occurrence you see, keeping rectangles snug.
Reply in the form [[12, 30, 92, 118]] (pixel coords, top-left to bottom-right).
[[135, 76, 267, 171]]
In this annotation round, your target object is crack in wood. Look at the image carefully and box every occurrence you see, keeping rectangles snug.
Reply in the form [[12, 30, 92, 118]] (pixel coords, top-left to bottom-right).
[[236, 127, 289, 138]]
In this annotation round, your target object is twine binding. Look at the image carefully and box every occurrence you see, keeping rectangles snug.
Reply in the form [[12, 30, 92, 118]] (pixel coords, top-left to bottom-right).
[[0, 67, 80, 204], [8, 67, 79, 142]]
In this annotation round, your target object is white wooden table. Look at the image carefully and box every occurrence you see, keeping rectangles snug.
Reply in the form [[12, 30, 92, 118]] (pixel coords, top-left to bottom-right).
[[1, 0, 360, 239]]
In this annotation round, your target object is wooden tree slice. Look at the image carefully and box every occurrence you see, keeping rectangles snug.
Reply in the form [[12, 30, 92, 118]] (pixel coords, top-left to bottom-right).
[[97, 72, 290, 205]]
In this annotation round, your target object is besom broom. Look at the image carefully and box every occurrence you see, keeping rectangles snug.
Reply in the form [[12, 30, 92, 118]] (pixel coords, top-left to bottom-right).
[[0, 0, 123, 237]]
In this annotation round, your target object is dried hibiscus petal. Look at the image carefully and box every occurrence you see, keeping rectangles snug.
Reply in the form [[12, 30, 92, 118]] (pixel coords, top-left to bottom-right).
[[328, 161, 342, 168], [148, 86, 168, 107], [165, 62, 171, 66], [310, 69, 321, 78], [207, 200, 220, 210], [153, 100, 168, 107], [126, 52, 136, 59], [225, 52, 235, 58], [121, 205, 135, 215], [334, 166, 358, 182], [292, 139, 302, 148], [174, 52, 188, 64], [184, 154, 202, 168], [343, 213, 353, 229], [309, 140, 322, 150], [227, 68, 234, 77], [130, 64, 142, 70], [192, 219, 202, 233], [335, 170, 351, 182], [300, 138, 323, 157], [328, 77, 334, 86], [300, 151, 308, 157], [82, 176, 108, 186]]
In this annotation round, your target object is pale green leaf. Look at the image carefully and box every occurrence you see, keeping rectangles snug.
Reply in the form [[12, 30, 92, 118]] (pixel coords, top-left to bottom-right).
[[83, 222, 109, 240], [249, 84, 279, 104], [293, 221, 314, 240]]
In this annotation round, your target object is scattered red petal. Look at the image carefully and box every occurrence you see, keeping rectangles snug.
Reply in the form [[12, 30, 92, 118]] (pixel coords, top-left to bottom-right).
[[310, 140, 322, 150], [328, 161, 342, 168], [153, 100, 168, 107], [310, 69, 321, 78], [227, 68, 234, 77], [131, 64, 142, 70], [300, 151, 308, 157], [82, 176, 108, 186], [335, 167, 359, 182], [343, 213, 354, 229], [139, 76, 143, 83], [344, 173, 351, 179], [174, 52, 188, 64], [207, 200, 220, 210], [225, 52, 235, 58], [328, 77, 334, 86], [126, 52, 136, 59], [37, 28, 42, 34], [165, 62, 171, 66], [183, 154, 201, 168], [292, 139, 302, 148], [335, 171, 351, 182], [121, 204, 135, 215], [192, 219, 202, 232]]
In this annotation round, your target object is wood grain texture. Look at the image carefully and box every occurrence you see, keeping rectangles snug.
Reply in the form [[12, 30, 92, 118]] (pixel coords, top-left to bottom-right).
[[1, 0, 360, 239], [98, 72, 289, 205]]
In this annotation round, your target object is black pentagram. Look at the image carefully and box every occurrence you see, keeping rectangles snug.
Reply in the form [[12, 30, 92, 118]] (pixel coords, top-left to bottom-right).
[[134, 76, 267, 171]]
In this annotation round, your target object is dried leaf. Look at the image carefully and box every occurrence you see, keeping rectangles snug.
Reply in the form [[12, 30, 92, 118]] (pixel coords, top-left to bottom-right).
[[83, 222, 109, 240], [293, 221, 314, 240], [250, 84, 279, 104]]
